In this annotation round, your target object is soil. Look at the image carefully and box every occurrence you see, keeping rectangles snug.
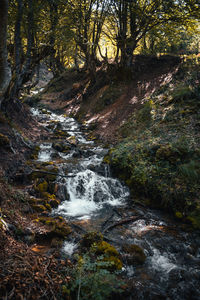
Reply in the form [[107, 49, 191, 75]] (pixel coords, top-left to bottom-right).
[[39, 55, 181, 143]]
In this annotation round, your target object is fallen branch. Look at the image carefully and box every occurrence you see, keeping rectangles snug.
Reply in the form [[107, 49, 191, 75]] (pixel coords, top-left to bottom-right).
[[102, 216, 141, 234], [101, 213, 115, 231]]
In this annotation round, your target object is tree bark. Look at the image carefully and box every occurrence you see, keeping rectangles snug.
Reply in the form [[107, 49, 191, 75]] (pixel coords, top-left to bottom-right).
[[0, 0, 11, 107]]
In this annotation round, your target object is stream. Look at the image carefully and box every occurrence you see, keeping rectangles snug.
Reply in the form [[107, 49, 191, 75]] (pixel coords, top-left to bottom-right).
[[31, 107, 200, 300]]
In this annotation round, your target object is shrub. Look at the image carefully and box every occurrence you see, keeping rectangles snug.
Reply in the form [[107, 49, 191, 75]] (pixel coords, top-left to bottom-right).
[[71, 253, 123, 300]]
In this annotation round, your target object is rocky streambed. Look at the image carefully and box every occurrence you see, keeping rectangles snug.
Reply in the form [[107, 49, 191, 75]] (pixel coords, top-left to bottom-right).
[[29, 107, 200, 300]]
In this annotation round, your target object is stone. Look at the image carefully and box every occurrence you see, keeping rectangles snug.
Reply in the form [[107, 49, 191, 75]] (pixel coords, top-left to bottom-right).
[[122, 244, 146, 265]]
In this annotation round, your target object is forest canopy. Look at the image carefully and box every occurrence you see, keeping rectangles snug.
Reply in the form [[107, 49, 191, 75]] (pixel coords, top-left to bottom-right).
[[0, 0, 200, 102]]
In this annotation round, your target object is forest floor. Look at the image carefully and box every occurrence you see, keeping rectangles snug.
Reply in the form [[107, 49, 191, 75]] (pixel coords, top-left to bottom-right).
[[0, 55, 200, 299], [37, 55, 181, 143]]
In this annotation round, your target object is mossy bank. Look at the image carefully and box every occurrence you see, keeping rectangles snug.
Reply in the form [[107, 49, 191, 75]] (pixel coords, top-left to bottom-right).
[[105, 59, 200, 229]]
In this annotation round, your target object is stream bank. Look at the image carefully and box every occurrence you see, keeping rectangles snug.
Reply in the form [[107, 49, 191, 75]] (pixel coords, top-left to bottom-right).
[[27, 107, 200, 299], [1, 57, 200, 299]]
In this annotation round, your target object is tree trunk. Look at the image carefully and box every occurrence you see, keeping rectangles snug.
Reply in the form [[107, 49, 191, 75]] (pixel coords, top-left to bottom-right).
[[0, 0, 11, 107], [8, 0, 23, 100]]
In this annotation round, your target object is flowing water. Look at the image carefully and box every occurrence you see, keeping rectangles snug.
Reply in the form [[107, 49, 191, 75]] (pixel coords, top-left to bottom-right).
[[31, 107, 200, 300]]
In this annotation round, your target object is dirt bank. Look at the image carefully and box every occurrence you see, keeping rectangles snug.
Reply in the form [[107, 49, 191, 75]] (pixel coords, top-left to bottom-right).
[[38, 55, 181, 143]]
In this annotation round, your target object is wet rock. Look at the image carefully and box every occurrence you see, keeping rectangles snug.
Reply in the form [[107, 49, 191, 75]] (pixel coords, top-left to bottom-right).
[[122, 244, 146, 265], [72, 149, 82, 158], [52, 142, 65, 152], [80, 231, 103, 249], [52, 142, 71, 153], [30, 145, 40, 160], [36, 216, 72, 238], [51, 152, 60, 159], [54, 129, 70, 138], [56, 184, 70, 201], [93, 190, 108, 202], [49, 199, 60, 208], [82, 149, 95, 158]]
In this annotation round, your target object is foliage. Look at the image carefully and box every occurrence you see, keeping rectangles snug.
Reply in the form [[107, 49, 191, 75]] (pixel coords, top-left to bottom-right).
[[71, 253, 123, 300], [107, 59, 200, 226]]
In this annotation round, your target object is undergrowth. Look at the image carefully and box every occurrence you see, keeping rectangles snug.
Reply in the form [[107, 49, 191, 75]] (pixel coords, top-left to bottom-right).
[[106, 58, 200, 228], [70, 253, 123, 300]]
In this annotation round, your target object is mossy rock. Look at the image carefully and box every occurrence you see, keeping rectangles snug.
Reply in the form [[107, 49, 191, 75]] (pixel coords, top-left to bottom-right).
[[54, 130, 69, 138], [36, 180, 48, 194], [94, 241, 119, 257], [45, 203, 52, 211], [0, 133, 10, 147], [36, 216, 72, 238], [30, 165, 58, 182], [42, 192, 56, 201], [32, 204, 47, 212], [52, 142, 71, 153], [80, 231, 103, 249], [30, 145, 40, 160], [122, 244, 146, 265], [92, 241, 122, 271], [49, 199, 60, 208], [102, 255, 123, 271]]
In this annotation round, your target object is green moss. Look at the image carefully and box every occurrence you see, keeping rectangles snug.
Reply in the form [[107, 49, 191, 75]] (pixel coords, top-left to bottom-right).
[[107, 74, 200, 214], [92, 241, 122, 271], [136, 101, 153, 124], [49, 199, 60, 208], [103, 255, 123, 270], [36, 216, 72, 238], [30, 145, 40, 160], [80, 231, 103, 249], [122, 244, 146, 264], [94, 241, 119, 257], [172, 85, 194, 103], [32, 204, 47, 212], [45, 203, 52, 211], [36, 180, 48, 194], [175, 211, 183, 219]]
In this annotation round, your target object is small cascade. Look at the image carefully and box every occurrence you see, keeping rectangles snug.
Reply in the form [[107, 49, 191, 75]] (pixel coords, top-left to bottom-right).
[[55, 169, 129, 219], [38, 143, 53, 162], [31, 107, 200, 300]]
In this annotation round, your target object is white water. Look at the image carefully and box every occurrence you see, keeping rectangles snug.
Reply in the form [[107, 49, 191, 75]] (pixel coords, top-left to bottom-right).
[[31, 108, 129, 219], [148, 248, 177, 274], [63, 241, 77, 256], [31, 107, 200, 299], [55, 169, 129, 219], [38, 143, 53, 162]]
